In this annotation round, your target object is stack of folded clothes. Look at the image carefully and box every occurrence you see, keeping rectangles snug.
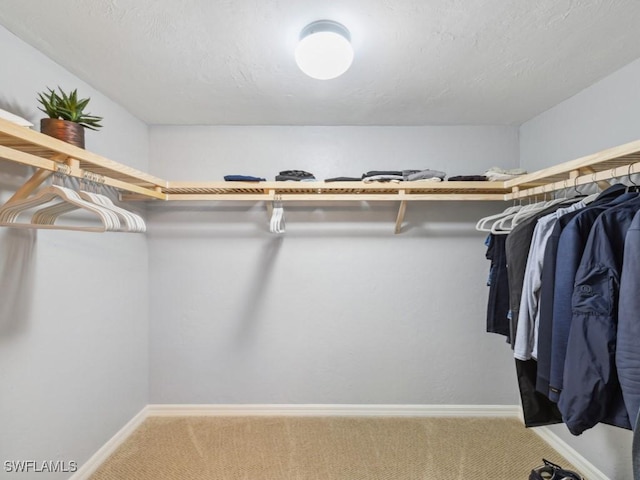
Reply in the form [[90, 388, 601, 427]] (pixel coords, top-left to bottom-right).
[[362, 170, 404, 182], [275, 170, 316, 181], [403, 169, 446, 182], [360, 169, 447, 183], [483, 167, 527, 181]]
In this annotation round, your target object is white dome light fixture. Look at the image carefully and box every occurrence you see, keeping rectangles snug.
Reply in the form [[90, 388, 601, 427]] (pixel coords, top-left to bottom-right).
[[295, 20, 354, 80]]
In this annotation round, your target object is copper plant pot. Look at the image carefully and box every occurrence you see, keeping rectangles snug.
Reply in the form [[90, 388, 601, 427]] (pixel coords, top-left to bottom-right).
[[40, 118, 85, 149]]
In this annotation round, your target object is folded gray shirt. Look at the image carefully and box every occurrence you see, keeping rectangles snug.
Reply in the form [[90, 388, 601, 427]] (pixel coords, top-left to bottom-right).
[[405, 169, 447, 181]]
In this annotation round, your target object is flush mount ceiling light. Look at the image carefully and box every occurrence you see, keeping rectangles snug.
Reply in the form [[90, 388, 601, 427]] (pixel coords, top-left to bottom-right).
[[295, 20, 354, 80]]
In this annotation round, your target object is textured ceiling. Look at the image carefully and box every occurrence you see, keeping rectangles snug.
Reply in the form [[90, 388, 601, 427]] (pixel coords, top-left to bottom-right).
[[1, 0, 640, 126]]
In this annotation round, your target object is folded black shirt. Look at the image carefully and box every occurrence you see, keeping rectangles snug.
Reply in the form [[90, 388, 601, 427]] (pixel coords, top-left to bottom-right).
[[362, 170, 404, 178], [224, 175, 266, 182], [325, 177, 363, 182], [278, 170, 314, 178], [448, 175, 487, 181]]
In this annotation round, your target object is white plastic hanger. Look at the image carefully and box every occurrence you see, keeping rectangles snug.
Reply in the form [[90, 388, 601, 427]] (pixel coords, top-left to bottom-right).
[[29, 189, 124, 231], [509, 196, 569, 228], [490, 186, 587, 234], [490, 212, 520, 234], [0, 184, 120, 231], [489, 200, 543, 234], [269, 197, 285, 234], [4, 169, 147, 232], [475, 204, 522, 232], [78, 173, 146, 232], [0, 166, 123, 231], [82, 191, 146, 232]]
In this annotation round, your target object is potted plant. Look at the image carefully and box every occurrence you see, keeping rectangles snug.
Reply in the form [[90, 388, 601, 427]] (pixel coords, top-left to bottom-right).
[[37, 87, 103, 148]]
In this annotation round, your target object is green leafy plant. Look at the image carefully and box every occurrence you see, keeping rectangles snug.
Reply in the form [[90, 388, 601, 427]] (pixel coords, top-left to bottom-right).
[[37, 87, 103, 130]]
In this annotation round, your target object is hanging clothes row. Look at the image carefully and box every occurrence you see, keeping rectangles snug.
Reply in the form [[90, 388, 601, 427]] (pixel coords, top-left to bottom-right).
[[481, 182, 640, 435]]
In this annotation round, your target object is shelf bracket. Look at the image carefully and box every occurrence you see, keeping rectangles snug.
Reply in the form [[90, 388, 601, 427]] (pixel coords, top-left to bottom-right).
[[266, 189, 276, 220], [3, 152, 72, 205], [5, 168, 53, 204], [582, 167, 612, 191], [511, 186, 520, 202], [395, 192, 408, 234]]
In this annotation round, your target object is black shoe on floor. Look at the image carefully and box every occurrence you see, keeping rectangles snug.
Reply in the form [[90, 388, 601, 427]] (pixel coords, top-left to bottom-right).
[[529, 458, 583, 480]]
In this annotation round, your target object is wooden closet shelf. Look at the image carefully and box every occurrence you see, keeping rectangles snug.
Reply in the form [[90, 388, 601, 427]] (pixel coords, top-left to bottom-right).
[[0, 118, 165, 198], [160, 181, 509, 201], [504, 139, 640, 191], [2, 118, 640, 205]]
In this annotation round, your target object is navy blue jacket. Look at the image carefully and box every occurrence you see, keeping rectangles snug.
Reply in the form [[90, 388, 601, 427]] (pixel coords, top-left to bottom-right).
[[485, 234, 510, 338], [617, 210, 640, 426], [536, 185, 627, 398], [536, 210, 580, 396], [549, 191, 636, 403], [558, 195, 640, 434]]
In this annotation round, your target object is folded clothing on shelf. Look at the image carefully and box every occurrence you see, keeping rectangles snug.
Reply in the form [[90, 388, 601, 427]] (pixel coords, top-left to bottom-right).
[[484, 167, 527, 181], [276, 170, 316, 181], [0, 108, 33, 127], [404, 169, 447, 181], [224, 175, 266, 182], [360, 169, 447, 182], [448, 175, 487, 182], [363, 175, 404, 183], [409, 177, 442, 182], [362, 170, 404, 178], [325, 177, 363, 182]]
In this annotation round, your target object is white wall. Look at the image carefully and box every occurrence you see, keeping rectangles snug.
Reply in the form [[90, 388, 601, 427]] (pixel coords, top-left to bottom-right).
[[520, 59, 640, 480], [0, 26, 149, 479], [147, 126, 521, 405], [520, 57, 640, 171]]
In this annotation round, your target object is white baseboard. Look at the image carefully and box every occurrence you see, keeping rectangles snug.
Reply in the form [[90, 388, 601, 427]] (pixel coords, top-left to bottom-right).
[[146, 403, 521, 417], [532, 426, 610, 480], [69, 406, 148, 480], [73, 404, 609, 480]]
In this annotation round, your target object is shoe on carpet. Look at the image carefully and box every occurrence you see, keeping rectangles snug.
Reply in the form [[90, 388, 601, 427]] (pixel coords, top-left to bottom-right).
[[529, 458, 583, 480]]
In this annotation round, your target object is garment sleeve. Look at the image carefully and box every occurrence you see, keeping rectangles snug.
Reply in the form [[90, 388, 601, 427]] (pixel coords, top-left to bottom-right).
[[549, 223, 588, 402], [514, 223, 544, 360], [514, 216, 557, 361]]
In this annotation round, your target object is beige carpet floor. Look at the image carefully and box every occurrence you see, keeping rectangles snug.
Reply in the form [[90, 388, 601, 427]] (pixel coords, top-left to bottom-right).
[[89, 416, 580, 480]]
